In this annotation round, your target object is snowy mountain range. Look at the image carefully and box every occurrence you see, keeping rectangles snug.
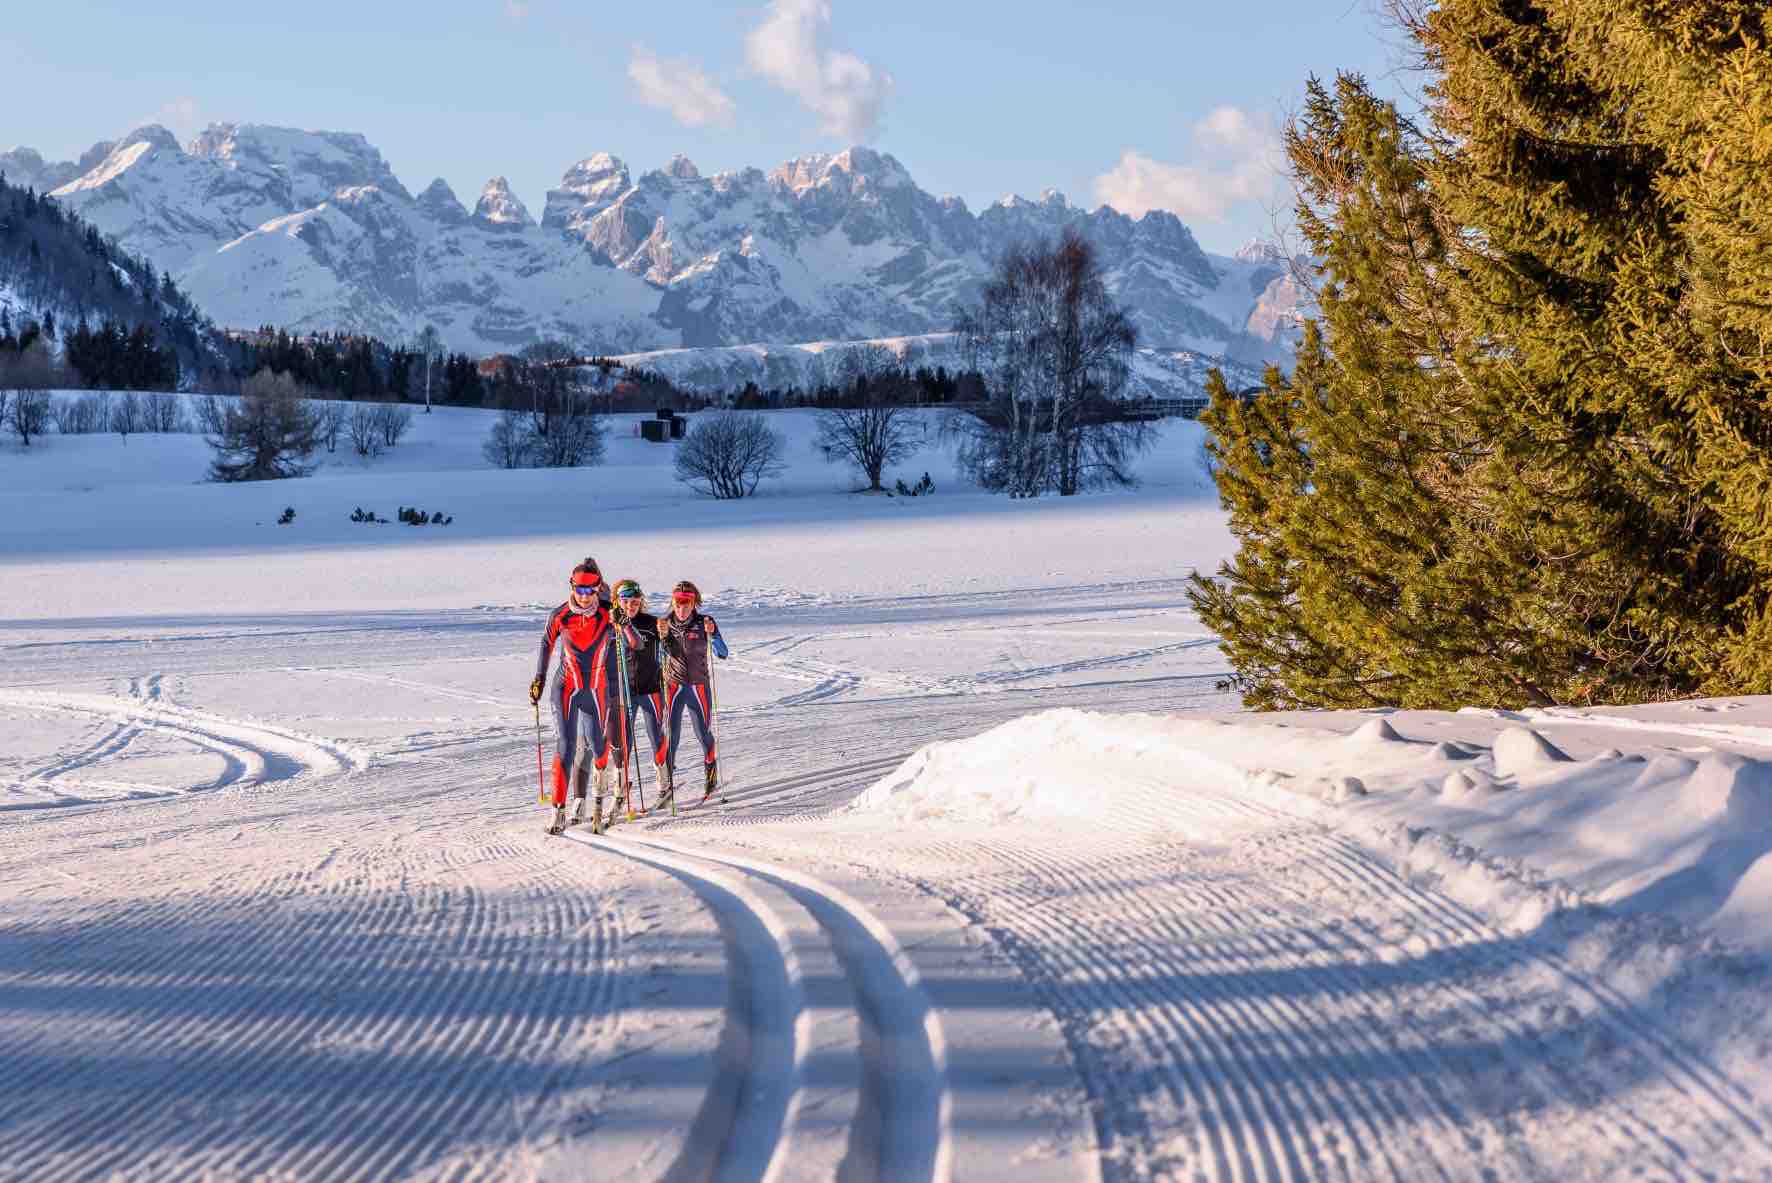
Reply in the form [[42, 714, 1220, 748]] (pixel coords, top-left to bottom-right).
[[9, 124, 1304, 366]]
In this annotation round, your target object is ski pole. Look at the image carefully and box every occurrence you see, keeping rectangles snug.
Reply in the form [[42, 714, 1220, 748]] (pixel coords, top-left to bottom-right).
[[614, 621, 643, 819], [707, 642, 722, 801]]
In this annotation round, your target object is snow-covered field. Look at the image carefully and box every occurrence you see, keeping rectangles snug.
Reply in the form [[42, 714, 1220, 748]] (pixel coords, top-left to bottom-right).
[[3, 404, 1770, 1181]]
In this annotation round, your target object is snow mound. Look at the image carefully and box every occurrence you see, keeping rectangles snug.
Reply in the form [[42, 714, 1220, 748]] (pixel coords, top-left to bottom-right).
[[1682, 753, 1772, 828], [1346, 717, 1404, 745], [1492, 726, 1572, 777], [848, 709, 1248, 830]]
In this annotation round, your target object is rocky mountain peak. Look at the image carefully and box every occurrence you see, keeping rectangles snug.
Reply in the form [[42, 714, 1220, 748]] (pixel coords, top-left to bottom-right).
[[543, 152, 633, 232], [474, 176, 532, 227], [417, 177, 466, 219], [664, 154, 700, 180]]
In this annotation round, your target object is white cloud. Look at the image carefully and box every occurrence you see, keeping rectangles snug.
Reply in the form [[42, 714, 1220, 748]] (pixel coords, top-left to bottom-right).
[[628, 46, 737, 129], [744, 0, 892, 141], [1093, 105, 1283, 222]]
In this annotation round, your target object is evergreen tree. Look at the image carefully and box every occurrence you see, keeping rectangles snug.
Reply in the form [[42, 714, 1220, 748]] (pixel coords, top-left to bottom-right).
[[1192, 3, 1772, 709]]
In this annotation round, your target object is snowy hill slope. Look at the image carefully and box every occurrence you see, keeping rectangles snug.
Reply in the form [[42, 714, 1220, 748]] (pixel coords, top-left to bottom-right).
[[28, 124, 1307, 363]]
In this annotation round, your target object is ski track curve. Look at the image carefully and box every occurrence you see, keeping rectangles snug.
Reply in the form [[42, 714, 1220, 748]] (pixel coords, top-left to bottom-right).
[[0, 682, 361, 802], [574, 828, 953, 1183]]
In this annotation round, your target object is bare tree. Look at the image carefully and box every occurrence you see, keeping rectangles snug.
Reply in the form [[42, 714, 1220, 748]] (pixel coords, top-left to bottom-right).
[[53, 390, 111, 434], [110, 391, 144, 442], [482, 408, 534, 468], [1, 340, 58, 447], [814, 349, 925, 490], [484, 352, 605, 468], [952, 229, 1149, 496], [416, 324, 443, 413], [348, 403, 385, 458], [143, 392, 190, 433], [192, 393, 230, 436], [373, 403, 413, 448], [675, 412, 786, 499], [312, 401, 345, 453], [208, 370, 321, 481]]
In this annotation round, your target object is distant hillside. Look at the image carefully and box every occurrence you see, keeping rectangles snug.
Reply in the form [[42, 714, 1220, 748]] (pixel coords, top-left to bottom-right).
[[0, 172, 227, 383]]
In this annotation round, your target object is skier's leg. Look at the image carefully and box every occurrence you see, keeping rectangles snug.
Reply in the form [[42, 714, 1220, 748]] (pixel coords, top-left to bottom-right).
[[665, 682, 690, 779], [550, 672, 575, 809], [685, 684, 717, 795]]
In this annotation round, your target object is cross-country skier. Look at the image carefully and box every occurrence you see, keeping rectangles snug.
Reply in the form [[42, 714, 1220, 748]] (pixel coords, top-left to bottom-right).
[[611, 579, 673, 803], [529, 558, 634, 834], [656, 580, 728, 800]]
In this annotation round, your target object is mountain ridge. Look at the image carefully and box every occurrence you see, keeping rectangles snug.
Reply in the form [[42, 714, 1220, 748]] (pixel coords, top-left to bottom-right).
[[17, 122, 1304, 366]]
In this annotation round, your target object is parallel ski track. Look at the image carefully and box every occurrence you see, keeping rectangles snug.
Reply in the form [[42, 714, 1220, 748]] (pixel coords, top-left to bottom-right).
[[573, 829, 953, 1183], [0, 679, 361, 802], [884, 770, 1772, 1183], [0, 831, 630, 1181]]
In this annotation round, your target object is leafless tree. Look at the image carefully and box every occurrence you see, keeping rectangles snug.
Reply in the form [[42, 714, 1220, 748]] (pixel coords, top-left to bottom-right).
[[814, 349, 925, 490], [53, 390, 111, 434], [416, 325, 442, 413], [348, 402, 385, 458], [483, 355, 605, 468], [675, 412, 786, 499], [312, 401, 345, 453], [143, 393, 191, 433], [1, 340, 59, 447], [192, 393, 230, 436], [208, 370, 321, 481], [373, 403, 412, 448], [482, 408, 534, 468], [111, 391, 144, 442], [952, 229, 1149, 496]]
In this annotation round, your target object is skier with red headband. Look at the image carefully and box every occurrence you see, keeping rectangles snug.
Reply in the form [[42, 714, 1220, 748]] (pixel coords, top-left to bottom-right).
[[656, 579, 729, 802], [529, 557, 638, 834]]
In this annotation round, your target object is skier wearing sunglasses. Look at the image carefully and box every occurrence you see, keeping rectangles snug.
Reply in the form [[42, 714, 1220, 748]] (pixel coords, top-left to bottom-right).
[[529, 557, 638, 834], [611, 580, 672, 803], [656, 580, 729, 801]]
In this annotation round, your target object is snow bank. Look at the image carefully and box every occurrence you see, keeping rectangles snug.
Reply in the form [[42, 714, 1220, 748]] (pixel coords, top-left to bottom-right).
[[851, 703, 1772, 953]]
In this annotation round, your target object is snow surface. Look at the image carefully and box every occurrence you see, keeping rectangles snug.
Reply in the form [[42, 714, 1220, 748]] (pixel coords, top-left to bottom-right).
[[4, 402, 1771, 1180]]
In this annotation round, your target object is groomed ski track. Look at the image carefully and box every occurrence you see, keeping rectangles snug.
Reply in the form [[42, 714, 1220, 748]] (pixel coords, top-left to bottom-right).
[[4, 587, 1772, 1180]]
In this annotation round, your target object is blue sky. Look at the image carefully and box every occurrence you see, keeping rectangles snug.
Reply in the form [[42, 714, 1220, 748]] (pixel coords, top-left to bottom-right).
[[1, 0, 1417, 253]]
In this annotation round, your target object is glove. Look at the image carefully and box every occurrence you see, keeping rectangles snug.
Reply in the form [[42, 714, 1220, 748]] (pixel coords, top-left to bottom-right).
[[528, 676, 544, 706], [611, 603, 629, 626]]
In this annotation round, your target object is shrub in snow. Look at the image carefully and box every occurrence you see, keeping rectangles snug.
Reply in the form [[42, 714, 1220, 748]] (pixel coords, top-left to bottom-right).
[[375, 403, 412, 448], [350, 507, 385, 524], [675, 412, 786, 499], [277, 506, 296, 525], [894, 472, 935, 497], [397, 506, 452, 526]]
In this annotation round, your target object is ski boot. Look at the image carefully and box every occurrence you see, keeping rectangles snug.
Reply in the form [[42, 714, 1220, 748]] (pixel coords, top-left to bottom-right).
[[546, 804, 568, 836], [568, 766, 591, 827], [702, 760, 719, 802], [591, 764, 611, 833], [654, 764, 675, 813]]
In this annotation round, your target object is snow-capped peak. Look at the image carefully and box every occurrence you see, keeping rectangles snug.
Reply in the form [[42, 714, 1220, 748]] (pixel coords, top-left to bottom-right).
[[1234, 238, 1287, 264], [664, 154, 700, 180], [474, 176, 532, 226], [417, 178, 466, 219]]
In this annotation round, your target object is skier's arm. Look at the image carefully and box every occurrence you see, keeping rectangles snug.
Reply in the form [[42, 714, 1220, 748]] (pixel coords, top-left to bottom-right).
[[535, 606, 564, 685], [711, 626, 729, 660]]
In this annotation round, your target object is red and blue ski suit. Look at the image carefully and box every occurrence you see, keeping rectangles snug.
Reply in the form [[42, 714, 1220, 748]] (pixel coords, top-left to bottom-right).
[[536, 601, 639, 806]]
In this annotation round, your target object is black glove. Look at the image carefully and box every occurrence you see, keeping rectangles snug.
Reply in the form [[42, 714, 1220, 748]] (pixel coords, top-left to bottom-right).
[[611, 603, 629, 626], [528, 676, 544, 706]]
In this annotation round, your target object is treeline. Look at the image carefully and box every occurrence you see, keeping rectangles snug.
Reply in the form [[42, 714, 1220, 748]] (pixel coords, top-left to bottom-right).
[[0, 172, 212, 384], [1191, 1, 1772, 709]]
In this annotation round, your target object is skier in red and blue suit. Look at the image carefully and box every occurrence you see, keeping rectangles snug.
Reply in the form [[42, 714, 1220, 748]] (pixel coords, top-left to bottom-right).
[[528, 557, 637, 833]]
